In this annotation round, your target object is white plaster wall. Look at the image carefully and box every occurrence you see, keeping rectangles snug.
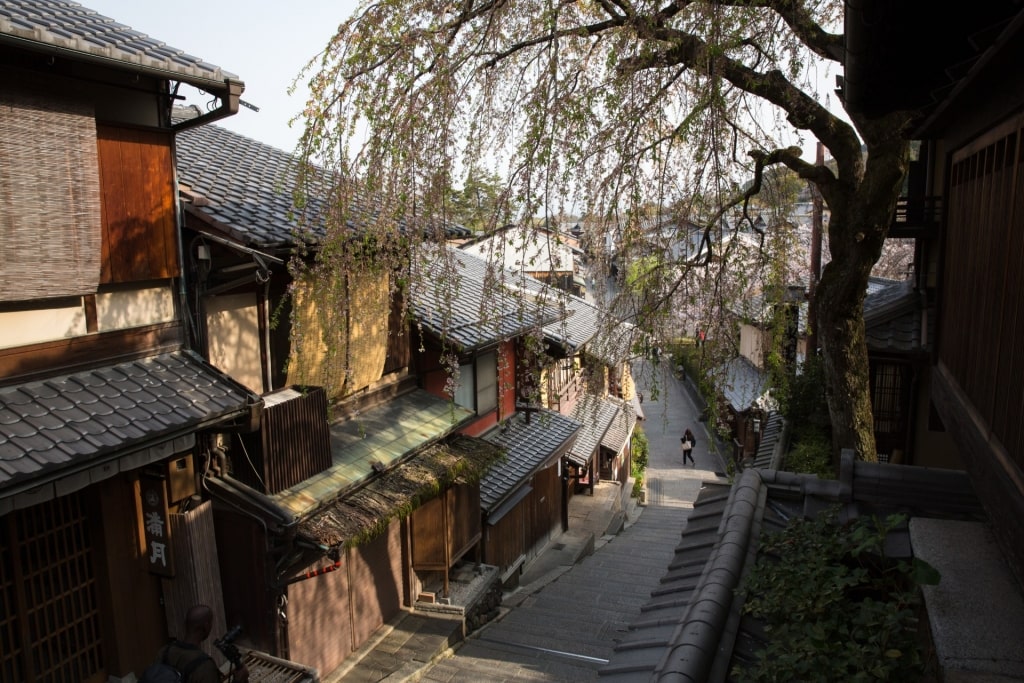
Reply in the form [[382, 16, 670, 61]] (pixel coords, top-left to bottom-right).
[[0, 304, 86, 349], [96, 286, 175, 331], [205, 292, 263, 393]]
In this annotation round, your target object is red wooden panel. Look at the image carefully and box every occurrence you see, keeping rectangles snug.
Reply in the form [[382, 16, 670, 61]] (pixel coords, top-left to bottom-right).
[[96, 125, 178, 284]]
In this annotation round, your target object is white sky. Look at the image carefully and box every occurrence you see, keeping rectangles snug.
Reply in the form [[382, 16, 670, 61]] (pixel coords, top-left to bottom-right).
[[83, 0, 840, 169], [84, 0, 361, 154]]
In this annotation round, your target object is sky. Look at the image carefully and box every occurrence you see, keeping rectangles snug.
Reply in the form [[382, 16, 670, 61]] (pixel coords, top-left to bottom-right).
[[85, 0, 362, 154], [83, 0, 839, 167]]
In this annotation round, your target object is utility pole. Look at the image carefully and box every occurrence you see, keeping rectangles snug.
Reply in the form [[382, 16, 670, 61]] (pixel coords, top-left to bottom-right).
[[807, 142, 824, 356]]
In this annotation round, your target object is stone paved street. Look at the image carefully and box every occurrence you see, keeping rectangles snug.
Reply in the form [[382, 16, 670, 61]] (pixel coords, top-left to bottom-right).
[[420, 361, 728, 682]]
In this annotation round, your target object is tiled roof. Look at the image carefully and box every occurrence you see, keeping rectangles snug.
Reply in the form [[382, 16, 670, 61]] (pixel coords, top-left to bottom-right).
[[175, 120, 329, 250], [600, 400, 637, 454], [411, 247, 566, 352], [448, 245, 638, 362], [714, 356, 773, 413], [749, 411, 787, 470], [0, 350, 259, 502], [864, 278, 926, 353], [0, 0, 238, 89], [479, 409, 580, 511], [602, 453, 987, 681], [176, 118, 470, 251], [567, 393, 624, 467]]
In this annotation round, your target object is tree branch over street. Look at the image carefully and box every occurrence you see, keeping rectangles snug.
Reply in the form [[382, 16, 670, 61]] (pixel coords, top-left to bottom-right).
[[296, 0, 920, 462]]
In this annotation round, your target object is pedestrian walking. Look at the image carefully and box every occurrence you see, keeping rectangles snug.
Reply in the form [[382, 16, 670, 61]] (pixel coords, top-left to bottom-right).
[[681, 428, 696, 465]]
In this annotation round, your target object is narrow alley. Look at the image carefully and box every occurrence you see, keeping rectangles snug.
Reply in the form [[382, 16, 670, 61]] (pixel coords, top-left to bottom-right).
[[418, 361, 729, 682]]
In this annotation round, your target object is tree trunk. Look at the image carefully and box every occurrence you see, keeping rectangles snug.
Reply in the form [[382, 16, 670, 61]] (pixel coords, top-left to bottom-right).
[[814, 124, 910, 464]]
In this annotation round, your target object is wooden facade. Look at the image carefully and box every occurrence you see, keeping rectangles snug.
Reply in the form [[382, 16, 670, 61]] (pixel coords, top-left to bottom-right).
[[483, 461, 562, 577], [0, 8, 252, 682], [932, 114, 1024, 580], [285, 522, 404, 676], [96, 125, 179, 283]]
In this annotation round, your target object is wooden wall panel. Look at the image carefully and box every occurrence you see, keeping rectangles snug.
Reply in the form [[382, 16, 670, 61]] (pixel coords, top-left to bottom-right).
[[212, 507, 274, 656], [411, 495, 447, 568], [91, 475, 164, 679], [347, 521, 403, 650], [286, 555, 352, 678], [530, 466, 560, 550], [162, 502, 229, 668], [96, 125, 178, 284], [449, 483, 481, 562], [941, 117, 1024, 471], [486, 504, 525, 571]]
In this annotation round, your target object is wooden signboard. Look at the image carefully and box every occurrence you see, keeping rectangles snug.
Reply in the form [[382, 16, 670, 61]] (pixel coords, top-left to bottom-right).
[[139, 474, 175, 577]]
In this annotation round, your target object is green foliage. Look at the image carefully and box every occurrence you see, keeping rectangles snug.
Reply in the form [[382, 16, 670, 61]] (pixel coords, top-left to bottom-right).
[[624, 255, 661, 294], [631, 427, 650, 475], [788, 354, 832, 440], [735, 509, 938, 682], [784, 432, 833, 478], [783, 353, 833, 476], [630, 428, 649, 498]]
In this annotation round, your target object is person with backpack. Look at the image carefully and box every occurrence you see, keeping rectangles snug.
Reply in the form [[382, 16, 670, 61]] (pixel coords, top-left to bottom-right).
[[141, 604, 249, 682], [681, 428, 696, 466]]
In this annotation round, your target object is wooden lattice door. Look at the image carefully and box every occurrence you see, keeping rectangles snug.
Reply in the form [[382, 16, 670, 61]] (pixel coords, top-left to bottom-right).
[[0, 493, 105, 683]]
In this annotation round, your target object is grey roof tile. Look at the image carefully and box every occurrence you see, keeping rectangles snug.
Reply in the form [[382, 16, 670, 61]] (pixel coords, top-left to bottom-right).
[[175, 120, 470, 251], [568, 394, 625, 466], [0, 350, 258, 495], [0, 0, 238, 88], [480, 409, 581, 511], [411, 247, 566, 351], [713, 356, 771, 413], [863, 279, 926, 353], [601, 401, 637, 453]]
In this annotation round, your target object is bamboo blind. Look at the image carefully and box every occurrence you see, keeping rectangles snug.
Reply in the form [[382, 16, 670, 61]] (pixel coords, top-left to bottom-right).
[[0, 81, 102, 302], [162, 501, 229, 668]]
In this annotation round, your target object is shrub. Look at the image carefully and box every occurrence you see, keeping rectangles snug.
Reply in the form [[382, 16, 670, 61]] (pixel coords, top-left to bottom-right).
[[630, 428, 649, 498], [784, 432, 832, 478], [735, 509, 939, 682]]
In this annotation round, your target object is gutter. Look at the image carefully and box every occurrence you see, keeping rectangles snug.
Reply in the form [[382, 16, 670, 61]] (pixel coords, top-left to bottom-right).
[[172, 79, 245, 132]]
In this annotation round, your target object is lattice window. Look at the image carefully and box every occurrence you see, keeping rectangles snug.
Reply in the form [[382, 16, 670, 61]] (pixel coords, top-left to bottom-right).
[[0, 494, 104, 682], [872, 363, 905, 435]]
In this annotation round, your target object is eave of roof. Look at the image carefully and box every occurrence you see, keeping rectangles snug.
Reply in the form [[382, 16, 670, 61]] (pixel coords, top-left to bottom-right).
[[479, 409, 581, 511], [0, 350, 261, 511], [297, 434, 505, 549], [272, 388, 473, 519], [567, 394, 627, 467], [0, 0, 241, 94]]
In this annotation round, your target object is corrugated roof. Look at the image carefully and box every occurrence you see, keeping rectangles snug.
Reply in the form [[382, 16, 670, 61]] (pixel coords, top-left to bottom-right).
[[0, 0, 239, 89], [272, 388, 473, 518], [298, 434, 505, 549], [479, 409, 581, 511], [0, 350, 259, 501]]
